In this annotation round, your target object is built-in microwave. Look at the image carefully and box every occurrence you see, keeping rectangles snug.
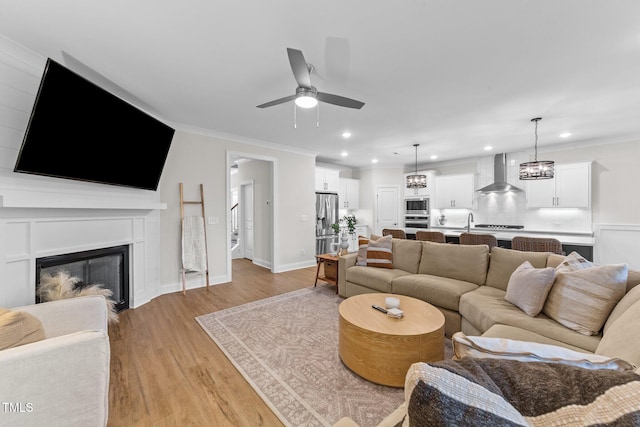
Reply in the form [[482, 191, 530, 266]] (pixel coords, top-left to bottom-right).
[[405, 197, 429, 214]]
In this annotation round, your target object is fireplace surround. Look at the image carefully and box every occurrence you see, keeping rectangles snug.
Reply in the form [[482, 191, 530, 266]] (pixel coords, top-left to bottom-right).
[[0, 201, 163, 309], [36, 244, 130, 311]]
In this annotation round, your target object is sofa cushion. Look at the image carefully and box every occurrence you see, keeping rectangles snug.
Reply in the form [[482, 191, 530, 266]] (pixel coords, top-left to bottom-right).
[[545, 253, 565, 268], [391, 238, 423, 274], [0, 308, 46, 350], [459, 286, 601, 352], [596, 299, 640, 367], [626, 269, 640, 293], [543, 264, 628, 336], [452, 331, 634, 371], [504, 261, 555, 317], [345, 265, 410, 293], [485, 247, 549, 291], [418, 241, 489, 286], [392, 274, 478, 312], [604, 284, 640, 335]]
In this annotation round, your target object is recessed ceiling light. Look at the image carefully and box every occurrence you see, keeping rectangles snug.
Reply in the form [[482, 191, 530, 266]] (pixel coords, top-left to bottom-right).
[[341, 151, 348, 157], [484, 146, 493, 151], [430, 155, 438, 160], [341, 131, 352, 139], [559, 132, 572, 138], [371, 158, 378, 164]]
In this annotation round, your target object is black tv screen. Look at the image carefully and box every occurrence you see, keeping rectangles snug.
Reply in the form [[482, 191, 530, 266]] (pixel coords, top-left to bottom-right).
[[14, 58, 174, 191]]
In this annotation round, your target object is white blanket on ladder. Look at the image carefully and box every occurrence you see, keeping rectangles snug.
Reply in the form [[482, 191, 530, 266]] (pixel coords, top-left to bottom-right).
[[181, 216, 207, 273]]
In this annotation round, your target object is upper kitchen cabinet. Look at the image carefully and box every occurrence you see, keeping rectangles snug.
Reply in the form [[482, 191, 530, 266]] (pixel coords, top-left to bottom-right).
[[315, 167, 340, 192], [526, 162, 591, 208], [435, 174, 474, 209], [403, 170, 436, 198], [338, 178, 360, 210]]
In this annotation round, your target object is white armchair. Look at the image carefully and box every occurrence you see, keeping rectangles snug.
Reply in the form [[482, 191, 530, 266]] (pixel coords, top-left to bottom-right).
[[0, 295, 110, 427]]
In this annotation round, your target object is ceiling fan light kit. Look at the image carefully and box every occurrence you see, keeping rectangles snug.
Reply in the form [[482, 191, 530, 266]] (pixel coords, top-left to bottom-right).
[[519, 117, 555, 180], [406, 143, 427, 189], [294, 87, 318, 108]]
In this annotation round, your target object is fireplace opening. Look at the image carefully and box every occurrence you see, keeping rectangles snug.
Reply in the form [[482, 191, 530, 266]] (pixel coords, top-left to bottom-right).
[[36, 245, 130, 312]]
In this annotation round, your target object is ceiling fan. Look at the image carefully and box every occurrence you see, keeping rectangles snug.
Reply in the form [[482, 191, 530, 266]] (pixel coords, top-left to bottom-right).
[[257, 48, 365, 110]]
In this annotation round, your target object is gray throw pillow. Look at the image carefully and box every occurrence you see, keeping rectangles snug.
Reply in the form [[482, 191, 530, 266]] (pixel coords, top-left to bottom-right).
[[504, 261, 555, 317]]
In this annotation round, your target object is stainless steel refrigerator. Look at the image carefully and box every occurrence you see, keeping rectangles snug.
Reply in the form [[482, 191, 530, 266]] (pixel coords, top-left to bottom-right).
[[316, 192, 339, 255]]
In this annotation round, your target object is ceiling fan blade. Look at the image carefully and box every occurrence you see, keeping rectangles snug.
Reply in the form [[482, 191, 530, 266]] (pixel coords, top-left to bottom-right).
[[287, 48, 312, 89], [256, 95, 296, 108], [317, 92, 365, 109]]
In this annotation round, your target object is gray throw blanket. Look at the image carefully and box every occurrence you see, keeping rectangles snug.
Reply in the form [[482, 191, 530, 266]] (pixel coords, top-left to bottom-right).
[[406, 358, 640, 426]]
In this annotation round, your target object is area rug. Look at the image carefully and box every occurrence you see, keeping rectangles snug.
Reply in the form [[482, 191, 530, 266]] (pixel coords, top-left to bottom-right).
[[197, 285, 448, 427]]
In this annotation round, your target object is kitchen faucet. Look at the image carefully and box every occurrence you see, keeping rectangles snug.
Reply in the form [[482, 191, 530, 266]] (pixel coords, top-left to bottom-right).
[[467, 212, 474, 233]]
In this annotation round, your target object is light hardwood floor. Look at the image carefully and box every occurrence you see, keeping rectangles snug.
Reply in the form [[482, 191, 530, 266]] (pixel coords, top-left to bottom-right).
[[107, 259, 324, 426]]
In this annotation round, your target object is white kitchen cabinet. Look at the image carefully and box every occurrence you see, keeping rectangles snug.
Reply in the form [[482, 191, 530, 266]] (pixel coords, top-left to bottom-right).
[[435, 174, 474, 209], [315, 167, 340, 192], [347, 225, 368, 252], [526, 162, 591, 208], [403, 170, 435, 198], [338, 178, 360, 210]]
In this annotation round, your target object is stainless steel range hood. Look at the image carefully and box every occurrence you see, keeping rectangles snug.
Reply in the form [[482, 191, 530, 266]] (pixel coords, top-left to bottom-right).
[[477, 153, 523, 193]]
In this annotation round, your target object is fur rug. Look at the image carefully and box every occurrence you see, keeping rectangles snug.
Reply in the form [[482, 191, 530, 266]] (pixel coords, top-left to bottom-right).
[[38, 271, 119, 323]]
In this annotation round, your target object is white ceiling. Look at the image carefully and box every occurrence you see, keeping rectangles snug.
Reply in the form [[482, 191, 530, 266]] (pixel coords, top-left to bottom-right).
[[2, 1, 639, 170]]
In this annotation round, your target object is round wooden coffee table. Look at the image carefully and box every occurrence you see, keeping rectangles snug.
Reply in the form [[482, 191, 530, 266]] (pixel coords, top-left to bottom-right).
[[338, 293, 445, 387]]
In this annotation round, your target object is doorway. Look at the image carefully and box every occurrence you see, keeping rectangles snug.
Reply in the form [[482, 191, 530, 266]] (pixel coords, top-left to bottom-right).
[[227, 152, 276, 281], [240, 181, 254, 261], [375, 186, 400, 235]]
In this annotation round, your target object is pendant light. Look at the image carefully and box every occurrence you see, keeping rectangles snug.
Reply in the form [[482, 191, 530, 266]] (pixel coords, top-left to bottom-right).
[[406, 144, 427, 189], [519, 117, 554, 180]]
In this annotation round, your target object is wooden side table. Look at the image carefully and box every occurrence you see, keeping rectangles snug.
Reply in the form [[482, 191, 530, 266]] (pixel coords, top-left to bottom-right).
[[315, 253, 339, 293]]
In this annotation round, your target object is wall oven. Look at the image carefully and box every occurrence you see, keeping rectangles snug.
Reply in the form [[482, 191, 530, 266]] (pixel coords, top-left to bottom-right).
[[404, 215, 430, 229]]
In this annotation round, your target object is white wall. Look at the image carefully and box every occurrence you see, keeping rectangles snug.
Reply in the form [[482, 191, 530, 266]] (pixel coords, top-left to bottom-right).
[[158, 131, 317, 293], [356, 167, 404, 234]]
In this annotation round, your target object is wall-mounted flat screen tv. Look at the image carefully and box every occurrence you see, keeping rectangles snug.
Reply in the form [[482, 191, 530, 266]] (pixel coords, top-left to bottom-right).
[[14, 58, 175, 191]]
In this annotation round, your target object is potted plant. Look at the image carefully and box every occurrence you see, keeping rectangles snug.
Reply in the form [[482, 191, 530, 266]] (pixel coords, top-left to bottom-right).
[[343, 215, 356, 235], [338, 215, 356, 255]]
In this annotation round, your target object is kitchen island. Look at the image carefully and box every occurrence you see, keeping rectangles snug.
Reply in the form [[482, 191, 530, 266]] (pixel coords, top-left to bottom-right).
[[403, 226, 594, 260]]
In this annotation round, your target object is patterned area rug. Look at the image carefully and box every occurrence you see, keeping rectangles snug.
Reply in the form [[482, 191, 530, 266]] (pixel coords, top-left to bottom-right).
[[197, 285, 444, 427]]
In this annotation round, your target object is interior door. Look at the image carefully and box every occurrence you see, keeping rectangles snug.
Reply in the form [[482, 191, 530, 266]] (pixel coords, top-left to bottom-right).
[[242, 182, 254, 260], [376, 186, 400, 235]]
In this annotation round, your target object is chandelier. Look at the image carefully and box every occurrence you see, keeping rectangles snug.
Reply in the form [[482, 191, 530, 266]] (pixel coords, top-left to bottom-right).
[[406, 144, 427, 188], [519, 117, 554, 180]]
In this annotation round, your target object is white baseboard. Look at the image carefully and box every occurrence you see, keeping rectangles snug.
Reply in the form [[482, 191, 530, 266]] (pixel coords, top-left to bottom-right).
[[274, 259, 317, 273]]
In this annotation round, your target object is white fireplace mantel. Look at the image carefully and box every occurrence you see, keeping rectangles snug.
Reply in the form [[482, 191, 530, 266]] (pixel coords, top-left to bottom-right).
[[0, 205, 163, 309], [0, 190, 167, 210]]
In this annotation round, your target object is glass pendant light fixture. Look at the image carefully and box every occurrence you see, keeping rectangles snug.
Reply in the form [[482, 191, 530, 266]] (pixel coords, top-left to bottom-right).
[[519, 117, 554, 180], [406, 144, 427, 189]]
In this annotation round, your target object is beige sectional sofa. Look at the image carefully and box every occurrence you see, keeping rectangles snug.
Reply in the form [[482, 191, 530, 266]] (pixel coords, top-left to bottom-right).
[[338, 238, 640, 354], [336, 238, 640, 427]]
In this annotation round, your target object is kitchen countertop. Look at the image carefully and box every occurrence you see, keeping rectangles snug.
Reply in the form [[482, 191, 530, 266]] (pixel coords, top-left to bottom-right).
[[404, 226, 595, 246]]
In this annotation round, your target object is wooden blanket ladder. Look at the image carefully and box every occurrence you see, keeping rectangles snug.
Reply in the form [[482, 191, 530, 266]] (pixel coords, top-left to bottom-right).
[[179, 183, 210, 295]]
